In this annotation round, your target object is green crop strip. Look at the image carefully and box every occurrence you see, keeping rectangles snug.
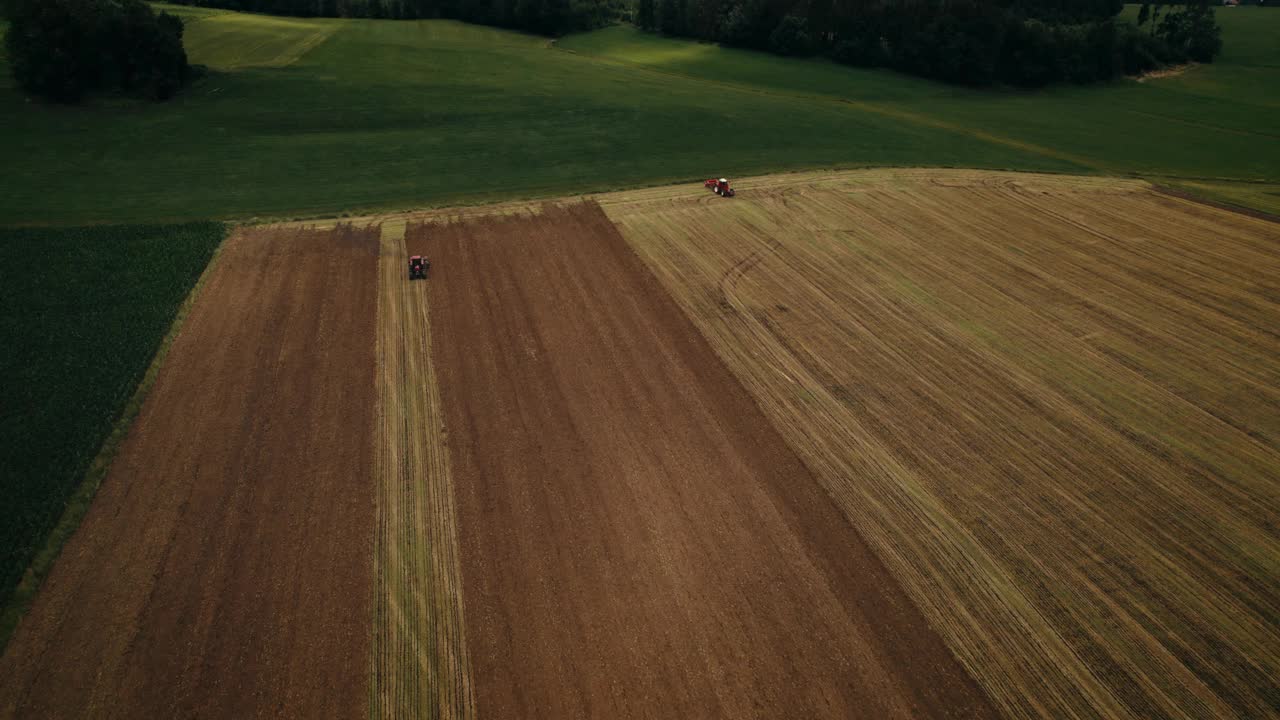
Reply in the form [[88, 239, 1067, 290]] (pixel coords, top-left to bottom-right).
[[0, 223, 226, 648]]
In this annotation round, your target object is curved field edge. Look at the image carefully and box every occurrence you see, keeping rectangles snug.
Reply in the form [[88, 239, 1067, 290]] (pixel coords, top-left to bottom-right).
[[0, 222, 228, 650], [267, 167, 1131, 228], [558, 13, 1279, 198], [0, 15, 1099, 226]]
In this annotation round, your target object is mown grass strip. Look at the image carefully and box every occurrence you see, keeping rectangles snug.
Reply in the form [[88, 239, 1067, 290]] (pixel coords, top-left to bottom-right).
[[372, 222, 474, 720]]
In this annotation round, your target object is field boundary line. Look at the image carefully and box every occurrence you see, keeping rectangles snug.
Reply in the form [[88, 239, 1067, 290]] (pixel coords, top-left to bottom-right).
[[372, 222, 475, 720], [1152, 184, 1280, 225], [264, 168, 1139, 230], [0, 225, 229, 651]]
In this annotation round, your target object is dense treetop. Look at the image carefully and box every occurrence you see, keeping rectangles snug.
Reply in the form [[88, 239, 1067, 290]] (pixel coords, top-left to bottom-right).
[[3, 0, 191, 102], [0, 0, 1230, 97], [636, 0, 1223, 87]]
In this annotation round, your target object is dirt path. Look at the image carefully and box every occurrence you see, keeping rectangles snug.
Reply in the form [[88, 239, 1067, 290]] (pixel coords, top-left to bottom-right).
[[0, 225, 379, 719], [373, 222, 475, 719], [411, 202, 995, 719]]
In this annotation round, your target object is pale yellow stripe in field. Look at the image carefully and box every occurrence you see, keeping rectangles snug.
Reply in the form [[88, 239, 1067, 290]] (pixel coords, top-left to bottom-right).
[[183, 15, 340, 70], [372, 221, 475, 720]]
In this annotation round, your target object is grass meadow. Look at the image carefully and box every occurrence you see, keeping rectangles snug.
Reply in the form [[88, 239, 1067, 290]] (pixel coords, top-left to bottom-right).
[[3, 6, 1276, 224]]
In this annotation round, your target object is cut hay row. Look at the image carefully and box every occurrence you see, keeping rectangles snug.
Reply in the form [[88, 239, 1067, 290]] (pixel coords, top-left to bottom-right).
[[604, 174, 1280, 719], [372, 222, 475, 720]]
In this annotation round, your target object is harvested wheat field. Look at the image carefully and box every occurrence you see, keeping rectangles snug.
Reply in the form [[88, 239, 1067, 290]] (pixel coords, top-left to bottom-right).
[[599, 169, 1280, 720], [409, 201, 996, 719], [0, 225, 379, 719]]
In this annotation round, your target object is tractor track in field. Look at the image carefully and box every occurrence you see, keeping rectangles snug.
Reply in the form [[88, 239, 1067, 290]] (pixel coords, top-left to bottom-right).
[[372, 222, 475, 720], [0, 225, 379, 719], [414, 201, 995, 719]]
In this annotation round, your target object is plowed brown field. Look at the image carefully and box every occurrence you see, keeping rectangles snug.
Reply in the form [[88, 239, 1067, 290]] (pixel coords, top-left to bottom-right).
[[410, 202, 995, 719], [0, 225, 379, 718], [601, 169, 1280, 720]]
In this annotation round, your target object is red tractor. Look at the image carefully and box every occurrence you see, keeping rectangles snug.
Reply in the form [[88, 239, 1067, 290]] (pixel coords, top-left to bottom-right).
[[704, 177, 735, 197], [408, 255, 429, 280]]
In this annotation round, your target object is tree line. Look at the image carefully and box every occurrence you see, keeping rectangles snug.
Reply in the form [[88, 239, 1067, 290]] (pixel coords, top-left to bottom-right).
[[2, 0, 623, 104], [0, 0, 1227, 102], [635, 0, 1224, 86], [164, 0, 626, 35], [3, 0, 192, 102]]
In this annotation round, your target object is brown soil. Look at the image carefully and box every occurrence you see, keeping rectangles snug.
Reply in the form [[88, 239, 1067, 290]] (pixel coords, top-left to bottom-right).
[[410, 202, 995, 719], [0, 225, 380, 719]]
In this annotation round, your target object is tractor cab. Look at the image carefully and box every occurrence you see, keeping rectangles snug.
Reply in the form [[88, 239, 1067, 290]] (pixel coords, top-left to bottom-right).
[[409, 255, 429, 280]]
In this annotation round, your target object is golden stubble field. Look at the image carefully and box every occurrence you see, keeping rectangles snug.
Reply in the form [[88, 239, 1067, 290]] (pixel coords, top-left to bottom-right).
[[599, 169, 1280, 720]]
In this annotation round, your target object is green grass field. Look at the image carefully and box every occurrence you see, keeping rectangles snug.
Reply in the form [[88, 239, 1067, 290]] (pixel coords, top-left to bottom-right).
[[3, 6, 1275, 224], [0, 223, 224, 627], [180, 13, 340, 70], [562, 9, 1279, 202]]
